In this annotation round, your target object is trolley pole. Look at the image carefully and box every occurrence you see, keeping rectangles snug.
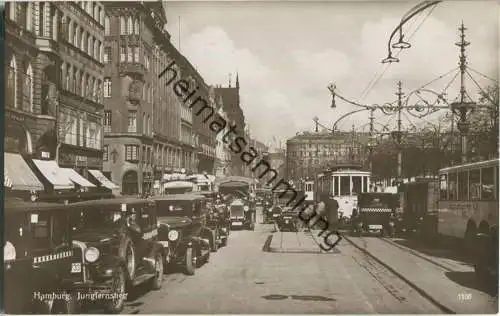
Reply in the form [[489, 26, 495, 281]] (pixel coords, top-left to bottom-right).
[[394, 81, 405, 212]]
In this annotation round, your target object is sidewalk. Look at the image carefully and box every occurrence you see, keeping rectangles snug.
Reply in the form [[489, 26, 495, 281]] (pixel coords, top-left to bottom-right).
[[268, 231, 322, 253], [347, 237, 498, 314]]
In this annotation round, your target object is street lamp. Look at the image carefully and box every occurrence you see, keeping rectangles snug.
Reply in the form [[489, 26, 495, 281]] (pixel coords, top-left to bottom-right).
[[382, 0, 443, 64]]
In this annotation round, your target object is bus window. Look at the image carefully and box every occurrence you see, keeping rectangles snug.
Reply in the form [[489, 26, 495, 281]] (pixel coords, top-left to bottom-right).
[[457, 171, 468, 200], [362, 176, 368, 193], [352, 176, 362, 194], [439, 174, 447, 200], [340, 176, 350, 196], [469, 169, 481, 200], [448, 172, 457, 200], [481, 167, 495, 200]]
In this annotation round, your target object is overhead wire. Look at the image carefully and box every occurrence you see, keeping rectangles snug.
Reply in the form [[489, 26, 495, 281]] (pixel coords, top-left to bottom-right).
[[358, 2, 439, 102], [468, 66, 499, 84]]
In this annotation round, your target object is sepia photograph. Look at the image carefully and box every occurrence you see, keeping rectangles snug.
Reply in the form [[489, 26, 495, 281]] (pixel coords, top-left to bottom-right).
[[2, 0, 499, 314]]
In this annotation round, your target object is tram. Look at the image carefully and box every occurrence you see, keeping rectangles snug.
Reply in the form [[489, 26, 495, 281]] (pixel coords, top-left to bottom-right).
[[316, 164, 372, 224], [161, 170, 196, 194], [191, 173, 216, 191]]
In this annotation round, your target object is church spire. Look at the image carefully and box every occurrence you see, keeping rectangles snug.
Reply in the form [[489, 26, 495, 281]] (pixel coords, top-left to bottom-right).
[[236, 72, 239, 89]]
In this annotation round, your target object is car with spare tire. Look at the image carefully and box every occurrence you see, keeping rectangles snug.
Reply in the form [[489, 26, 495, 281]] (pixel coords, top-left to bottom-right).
[[68, 197, 166, 313]]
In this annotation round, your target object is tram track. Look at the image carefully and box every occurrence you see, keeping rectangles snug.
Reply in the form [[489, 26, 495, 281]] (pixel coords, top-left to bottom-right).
[[378, 237, 459, 272], [342, 234, 456, 314]]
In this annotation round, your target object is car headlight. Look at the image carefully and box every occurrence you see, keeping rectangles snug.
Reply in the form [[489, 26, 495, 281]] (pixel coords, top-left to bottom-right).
[[84, 247, 100, 263], [4, 241, 16, 261], [243, 206, 249, 211], [168, 230, 179, 241]]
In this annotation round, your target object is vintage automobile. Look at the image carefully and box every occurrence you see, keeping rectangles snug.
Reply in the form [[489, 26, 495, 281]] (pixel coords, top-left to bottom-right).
[[196, 190, 230, 248], [152, 194, 212, 275], [351, 193, 398, 237], [269, 205, 284, 222], [4, 198, 78, 314], [218, 179, 257, 230], [276, 206, 301, 232], [68, 198, 167, 313]]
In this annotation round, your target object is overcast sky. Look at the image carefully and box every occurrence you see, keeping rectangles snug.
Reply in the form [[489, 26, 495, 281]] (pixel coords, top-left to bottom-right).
[[164, 0, 498, 148]]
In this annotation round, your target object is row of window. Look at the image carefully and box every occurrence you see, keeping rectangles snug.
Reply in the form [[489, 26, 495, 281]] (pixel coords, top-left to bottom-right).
[[6, 57, 34, 112], [61, 63, 102, 103], [290, 149, 363, 157], [439, 166, 498, 201], [76, 1, 105, 26], [64, 19, 104, 63], [59, 109, 102, 150], [103, 145, 193, 168], [102, 77, 154, 103]]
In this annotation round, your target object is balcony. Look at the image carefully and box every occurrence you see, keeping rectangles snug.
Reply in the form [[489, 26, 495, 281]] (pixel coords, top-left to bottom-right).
[[36, 37, 59, 55], [119, 62, 147, 78], [6, 20, 36, 47]]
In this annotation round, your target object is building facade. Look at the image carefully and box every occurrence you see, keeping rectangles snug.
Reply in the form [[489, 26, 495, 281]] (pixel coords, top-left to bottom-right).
[[4, 2, 110, 200], [102, 1, 185, 195], [214, 75, 246, 177], [213, 93, 232, 177], [286, 130, 370, 182]]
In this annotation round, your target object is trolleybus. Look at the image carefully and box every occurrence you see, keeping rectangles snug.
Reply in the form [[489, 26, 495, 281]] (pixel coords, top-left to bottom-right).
[[438, 158, 498, 280]]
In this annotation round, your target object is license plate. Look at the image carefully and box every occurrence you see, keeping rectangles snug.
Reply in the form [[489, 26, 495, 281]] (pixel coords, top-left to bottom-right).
[[233, 222, 242, 226], [71, 263, 81, 273]]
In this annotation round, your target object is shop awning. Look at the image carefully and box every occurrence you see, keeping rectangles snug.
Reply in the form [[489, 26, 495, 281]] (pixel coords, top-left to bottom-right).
[[88, 170, 119, 189], [32, 159, 74, 190], [60, 168, 96, 188], [4, 153, 44, 191]]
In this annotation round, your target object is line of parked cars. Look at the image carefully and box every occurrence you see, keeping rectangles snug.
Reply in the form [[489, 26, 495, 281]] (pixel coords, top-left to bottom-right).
[[3, 191, 232, 314]]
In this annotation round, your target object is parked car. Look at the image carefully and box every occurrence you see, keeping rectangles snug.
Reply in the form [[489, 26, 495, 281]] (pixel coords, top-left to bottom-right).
[[196, 190, 230, 248], [276, 206, 300, 232], [4, 198, 78, 314], [152, 194, 212, 275], [68, 198, 167, 313]]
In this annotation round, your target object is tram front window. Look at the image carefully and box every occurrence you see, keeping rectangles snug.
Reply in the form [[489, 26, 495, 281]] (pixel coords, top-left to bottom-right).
[[352, 176, 362, 195], [340, 176, 350, 196]]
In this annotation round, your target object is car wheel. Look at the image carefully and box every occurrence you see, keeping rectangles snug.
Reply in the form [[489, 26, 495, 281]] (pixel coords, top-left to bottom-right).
[[105, 266, 126, 313], [119, 238, 136, 280], [151, 252, 164, 290], [221, 237, 228, 247], [184, 247, 196, 275], [211, 230, 219, 252]]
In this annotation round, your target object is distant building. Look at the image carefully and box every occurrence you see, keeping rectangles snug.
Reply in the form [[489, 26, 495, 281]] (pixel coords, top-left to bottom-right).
[[214, 74, 246, 176], [286, 130, 370, 182]]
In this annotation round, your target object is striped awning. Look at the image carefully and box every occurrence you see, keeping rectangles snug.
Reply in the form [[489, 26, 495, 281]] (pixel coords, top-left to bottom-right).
[[33, 159, 74, 190], [60, 168, 95, 188], [4, 153, 44, 191], [88, 169, 119, 189], [360, 208, 392, 213]]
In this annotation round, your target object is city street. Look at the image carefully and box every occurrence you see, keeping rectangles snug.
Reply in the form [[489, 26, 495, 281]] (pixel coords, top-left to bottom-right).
[[119, 208, 497, 314]]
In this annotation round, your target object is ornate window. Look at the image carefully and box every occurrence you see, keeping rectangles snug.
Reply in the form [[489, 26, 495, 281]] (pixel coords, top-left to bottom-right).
[[127, 46, 132, 62], [88, 36, 93, 56], [8, 57, 18, 109], [104, 16, 110, 35], [120, 46, 126, 62], [133, 47, 139, 62], [68, 20, 73, 43], [128, 110, 137, 133], [127, 16, 133, 34], [104, 47, 111, 63], [75, 70, 81, 95], [134, 18, 139, 34], [94, 39, 99, 59], [74, 26, 80, 47], [81, 72, 86, 97], [81, 31, 87, 51], [120, 16, 126, 35], [104, 78, 112, 98], [143, 113, 146, 134]]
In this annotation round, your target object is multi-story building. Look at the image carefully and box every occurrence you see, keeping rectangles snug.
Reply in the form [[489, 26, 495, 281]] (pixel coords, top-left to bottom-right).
[[286, 130, 370, 182], [213, 92, 232, 177], [57, 2, 106, 176], [214, 75, 246, 177], [4, 2, 111, 200], [102, 1, 181, 195]]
